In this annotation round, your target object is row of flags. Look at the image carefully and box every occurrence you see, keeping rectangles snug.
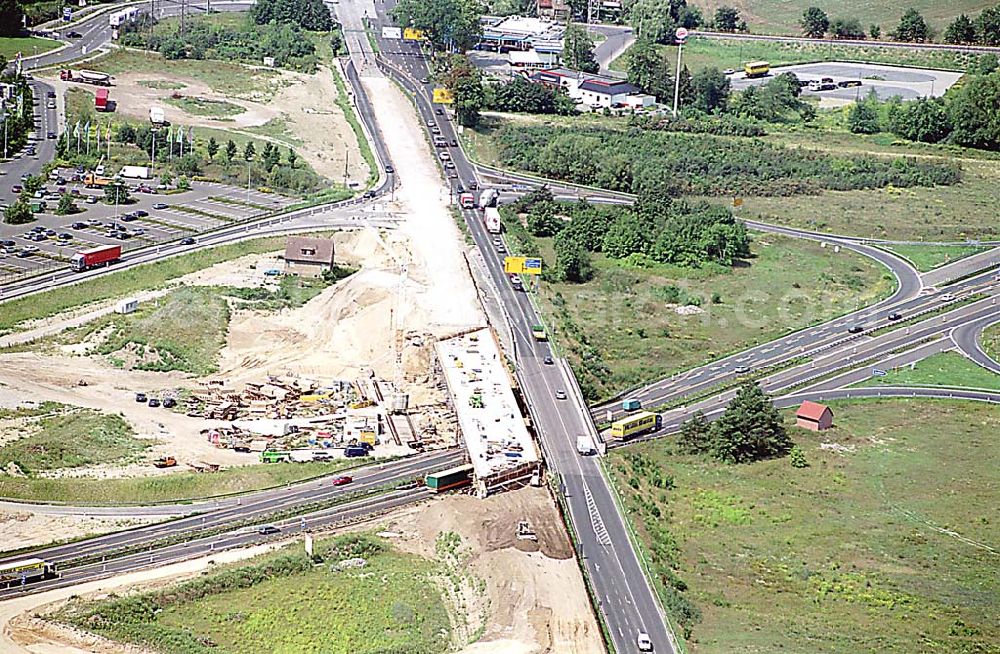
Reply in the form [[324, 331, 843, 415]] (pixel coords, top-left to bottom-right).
[[66, 119, 196, 157]]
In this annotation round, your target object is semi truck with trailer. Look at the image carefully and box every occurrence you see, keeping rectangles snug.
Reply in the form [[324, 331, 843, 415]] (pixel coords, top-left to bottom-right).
[[59, 69, 112, 86], [0, 558, 56, 588], [71, 244, 121, 272], [425, 464, 474, 493]]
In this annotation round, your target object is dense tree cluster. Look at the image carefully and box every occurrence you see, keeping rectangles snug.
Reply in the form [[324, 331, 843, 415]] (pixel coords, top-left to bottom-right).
[[249, 0, 334, 31], [626, 0, 703, 45], [677, 383, 791, 464], [0, 67, 35, 159], [630, 112, 766, 137], [0, 0, 23, 36], [486, 77, 577, 115], [945, 5, 1000, 45], [562, 22, 599, 73], [730, 73, 815, 122], [512, 188, 751, 277], [392, 0, 483, 51], [437, 54, 485, 126], [495, 124, 960, 197], [801, 8, 865, 39], [120, 15, 325, 72], [892, 8, 930, 43]]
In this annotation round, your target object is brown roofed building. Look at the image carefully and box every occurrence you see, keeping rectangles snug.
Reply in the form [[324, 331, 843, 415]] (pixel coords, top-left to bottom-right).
[[284, 236, 335, 277], [795, 401, 833, 431]]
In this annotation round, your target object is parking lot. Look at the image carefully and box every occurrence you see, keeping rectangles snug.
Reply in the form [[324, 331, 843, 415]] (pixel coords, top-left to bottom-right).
[[729, 61, 964, 103], [0, 169, 296, 283]]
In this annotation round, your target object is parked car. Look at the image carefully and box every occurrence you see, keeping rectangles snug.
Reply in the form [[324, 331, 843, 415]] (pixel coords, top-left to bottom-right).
[[147, 398, 161, 407], [85, 195, 98, 204], [133, 209, 149, 217], [162, 397, 177, 408], [135, 392, 147, 403], [332, 475, 353, 486], [152, 202, 168, 210], [10, 185, 22, 193], [57, 232, 73, 240]]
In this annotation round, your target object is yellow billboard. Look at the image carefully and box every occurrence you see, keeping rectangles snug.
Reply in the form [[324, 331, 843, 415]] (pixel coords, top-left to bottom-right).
[[403, 27, 426, 41], [432, 87, 454, 104], [503, 256, 542, 275]]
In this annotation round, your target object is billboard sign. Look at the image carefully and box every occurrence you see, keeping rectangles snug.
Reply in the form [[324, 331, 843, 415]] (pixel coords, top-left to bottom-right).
[[503, 257, 542, 275], [382, 26, 402, 39], [432, 87, 454, 104], [403, 28, 426, 41]]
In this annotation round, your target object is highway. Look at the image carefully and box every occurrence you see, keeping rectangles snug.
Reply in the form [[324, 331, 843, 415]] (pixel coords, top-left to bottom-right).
[[0, 449, 463, 597], [359, 4, 679, 651]]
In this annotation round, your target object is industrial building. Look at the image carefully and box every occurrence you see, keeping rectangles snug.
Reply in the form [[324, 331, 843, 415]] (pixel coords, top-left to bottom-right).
[[477, 16, 565, 67]]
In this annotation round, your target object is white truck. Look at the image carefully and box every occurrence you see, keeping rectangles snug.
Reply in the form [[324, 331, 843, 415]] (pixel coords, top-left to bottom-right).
[[576, 435, 595, 456]]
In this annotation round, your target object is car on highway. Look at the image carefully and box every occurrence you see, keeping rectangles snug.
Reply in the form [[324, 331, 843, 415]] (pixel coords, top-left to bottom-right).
[[447, 170, 458, 178], [887, 311, 903, 320], [257, 525, 281, 535], [152, 202, 168, 209], [420, 77, 429, 84], [449, 139, 458, 147], [180, 237, 196, 245], [543, 355, 553, 365], [734, 365, 751, 374], [555, 390, 567, 400], [435, 108, 443, 115], [847, 324, 864, 334], [444, 161, 455, 169], [940, 293, 955, 301], [47, 131, 56, 139], [331, 475, 353, 486], [439, 151, 451, 160], [385, 164, 394, 173], [67, 30, 83, 38], [637, 632, 653, 652]]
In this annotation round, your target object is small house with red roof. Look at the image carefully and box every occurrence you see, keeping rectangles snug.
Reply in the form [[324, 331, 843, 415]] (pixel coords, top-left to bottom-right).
[[796, 401, 833, 431]]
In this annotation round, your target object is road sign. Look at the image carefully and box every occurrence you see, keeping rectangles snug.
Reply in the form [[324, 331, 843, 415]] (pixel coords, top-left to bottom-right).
[[872, 368, 887, 377], [403, 27, 425, 41], [62, 7, 72, 21], [504, 256, 526, 274], [432, 87, 454, 104], [382, 26, 402, 39], [675, 27, 689, 41], [524, 258, 542, 274]]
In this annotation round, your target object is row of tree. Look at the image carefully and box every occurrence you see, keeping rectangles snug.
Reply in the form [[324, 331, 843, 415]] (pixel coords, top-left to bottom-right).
[[626, 1, 746, 45], [943, 5, 1000, 45], [800, 7, 870, 40], [847, 69, 1000, 150], [800, 4, 1000, 44]]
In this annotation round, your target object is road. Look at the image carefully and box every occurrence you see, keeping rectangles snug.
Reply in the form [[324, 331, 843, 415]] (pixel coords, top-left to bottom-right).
[[361, 4, 678, 651], [588, 24, 633, 76], [0, 449, 463, 598]]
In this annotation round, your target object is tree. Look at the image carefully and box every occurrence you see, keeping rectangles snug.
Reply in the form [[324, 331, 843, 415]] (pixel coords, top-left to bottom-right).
[[3, 201, 33, 225], [563, 22, 599, 73], [526, 203, 564, 236], [602, 214, 651, 258], [830, 18, 865, 40], [713, 5, 742, 32], [847, 90, 881, 134], [709, 382, 791, 464], [441, 55, 485, 127], [250, 0, 334, 31], [893, 8, 929, 43], [690, 67, 730, 113], [677, 411, 712, 454], [553, 230, 593, 282], [225, 139, 237, 163], [944, 14, 976, 44], [104, 181, 131, 205], [976, 5, 1000, 46], [869, 23, 881, 39], [972, 53, 999, 75], [628, 0, 677, 45], [244, 141, 256, 161], [626, 39, 673, 101], [55, 194, 77, 216], [22, 175, 44, 195], [206, 136, 219, 160], [287, 148, 298, 169], [800, 7, 829, 38], [789, 445, 809, 468], [0, 0, 24, 38], [890, 97, 951, 143], [947, 72, 1000, 150], [392, 0, 483, 51]]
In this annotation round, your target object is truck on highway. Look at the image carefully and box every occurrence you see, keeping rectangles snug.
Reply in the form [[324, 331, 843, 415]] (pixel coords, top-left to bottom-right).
[[459, 192, 475, 209], [622, 398, 642, 411], [531, 325, 547, 341], [94, 88, 109, 112], [576, 435, 595, 456], [425, 464, 474, 493], [59, 69, 112, 86], [479, 188, 499, 208], [483, 206, 501, 234], [0, 558, 56, 588], [70, 244, 121, 272]]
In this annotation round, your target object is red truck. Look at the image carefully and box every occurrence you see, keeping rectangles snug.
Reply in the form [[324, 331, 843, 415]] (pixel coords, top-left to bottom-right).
[[71, 245, 121, 272], [459, 192, 475, 209], [94, 88, 109, 112]]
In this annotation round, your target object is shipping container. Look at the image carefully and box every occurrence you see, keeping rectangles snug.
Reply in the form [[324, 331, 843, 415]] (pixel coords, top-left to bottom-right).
[[425, 464, 474, 493]]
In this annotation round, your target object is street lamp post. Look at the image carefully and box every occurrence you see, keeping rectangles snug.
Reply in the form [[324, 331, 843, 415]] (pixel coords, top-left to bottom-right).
[[246, 158, 251, 205], [672, 28, 689, 118]]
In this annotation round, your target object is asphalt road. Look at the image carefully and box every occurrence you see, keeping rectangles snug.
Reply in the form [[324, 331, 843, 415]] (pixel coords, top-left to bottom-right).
[[363, 5, 678, 651], [0, 449, 463, 597]]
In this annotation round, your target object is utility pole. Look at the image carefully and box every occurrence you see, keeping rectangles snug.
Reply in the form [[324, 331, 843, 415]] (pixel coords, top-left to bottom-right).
[[180, 0, 186, 35], [343, 149, 349, 188], [672, 28, 688, 118]]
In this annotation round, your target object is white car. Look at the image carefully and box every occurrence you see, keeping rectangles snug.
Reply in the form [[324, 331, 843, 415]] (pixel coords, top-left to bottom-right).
[[637, 632, 653, 652], [940, 293, 955, 301]]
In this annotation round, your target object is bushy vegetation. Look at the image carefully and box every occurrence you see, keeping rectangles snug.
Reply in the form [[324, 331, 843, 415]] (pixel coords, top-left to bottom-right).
[[630, 111, 766, 137], [249, 0, 334, 31], [677, 383, 792, 463], [0, 63, 35, 157], [486, 75, 576, 115], [119, 14, 324, 72], [57, 533, 451, 654], [495, 124, 960, 196], [0, 409, 147, 474]]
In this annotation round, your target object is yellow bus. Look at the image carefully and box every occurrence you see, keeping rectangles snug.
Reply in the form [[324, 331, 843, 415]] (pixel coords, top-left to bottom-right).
[[610, 411, 662, 440], [744, 61, 770, 78]]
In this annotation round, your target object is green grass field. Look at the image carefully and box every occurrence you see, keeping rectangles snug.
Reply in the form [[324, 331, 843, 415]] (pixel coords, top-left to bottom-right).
[[0, 406, 147, 474], [686, 0, 999, 37], [0, 459, 355, 505], [0, 36, 61, 60], [0, 236, 287, 335], [984, 324, 1000, 363], [84, 48, 283, 101], [163, 95, 245, 119], [611, 36, 991, 74], [854, 351, 1000, 391], [57, 533, 452, 654], [880, 244, 990, 272], [536, 233, 893, 400], [608, 398, 1000, 652]]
